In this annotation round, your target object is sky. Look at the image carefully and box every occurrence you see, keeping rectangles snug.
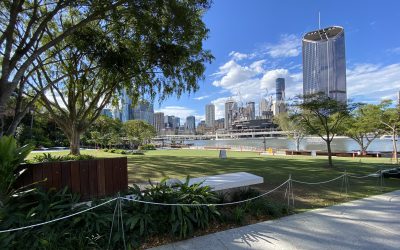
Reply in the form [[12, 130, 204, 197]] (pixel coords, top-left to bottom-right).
[[154, 0, 400, 124]]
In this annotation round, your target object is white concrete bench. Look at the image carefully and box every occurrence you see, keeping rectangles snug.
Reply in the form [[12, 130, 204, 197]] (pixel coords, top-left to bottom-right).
[[186, 172, 264, 191]]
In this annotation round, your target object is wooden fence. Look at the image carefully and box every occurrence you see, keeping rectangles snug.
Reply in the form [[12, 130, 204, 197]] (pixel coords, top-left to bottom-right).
[[15, 157, 128, 200]]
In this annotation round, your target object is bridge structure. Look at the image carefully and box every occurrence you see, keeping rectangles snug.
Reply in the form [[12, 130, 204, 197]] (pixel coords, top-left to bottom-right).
[[153, 130, 292, 141]]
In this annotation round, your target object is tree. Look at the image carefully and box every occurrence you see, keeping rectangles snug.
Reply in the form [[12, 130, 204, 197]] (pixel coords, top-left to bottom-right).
[[0, 0, 129, 135], [123, 120, 156, 149], [379, 100, 400, 164], [0, 0, 213, 136], [293, 93, 351, 167], [274, 112, 306, 152], [33, 1, 213, 155], [343, 104, 383, 154]]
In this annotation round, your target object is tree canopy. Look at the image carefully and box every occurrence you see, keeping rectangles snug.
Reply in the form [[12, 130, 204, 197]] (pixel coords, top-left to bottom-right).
[[11, 0, 214, 155], [0, 0, 213, 136], [293, 93, 352, 167]]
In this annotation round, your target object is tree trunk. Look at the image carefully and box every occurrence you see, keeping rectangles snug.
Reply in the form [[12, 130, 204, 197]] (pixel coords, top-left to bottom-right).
[[326, 140, 333, 167], [69, 130, 81, 155], [295, 136, 300, 152], [392, 129, 398, 164]]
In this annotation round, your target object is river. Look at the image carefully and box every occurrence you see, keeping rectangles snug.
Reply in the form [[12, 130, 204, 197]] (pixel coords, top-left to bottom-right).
[[188, 137, 398, 152]]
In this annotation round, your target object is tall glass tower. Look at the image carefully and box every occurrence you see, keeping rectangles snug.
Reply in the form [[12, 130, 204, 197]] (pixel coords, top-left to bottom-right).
[[302, 26, 347, 103]]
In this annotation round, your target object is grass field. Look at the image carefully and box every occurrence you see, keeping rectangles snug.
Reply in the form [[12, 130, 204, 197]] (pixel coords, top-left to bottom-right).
[[29, 149, 400, 211]]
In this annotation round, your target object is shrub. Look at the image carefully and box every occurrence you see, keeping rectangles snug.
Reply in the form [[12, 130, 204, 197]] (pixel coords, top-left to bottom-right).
[[0, 136, 34, 205], [29, 153, 95, 163], [138, 144, 156, 150], [125, 177, 220, 238]]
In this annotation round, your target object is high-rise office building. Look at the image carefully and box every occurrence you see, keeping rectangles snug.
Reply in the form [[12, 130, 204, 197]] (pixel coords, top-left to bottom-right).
[[205, 104, 215, 128], [246, 102, 255, 120], [174, 117, 180, 128], [120, 89, 131, 122], [302, 26, 347, 103], [164, 115, 175, 129], [185, 115, 196, 134], [224, 99, 238, 130], [131, 100, 154, 125], [154, 112, 165, 133], [274, 78, 286, 115], [276, 78, 285, 101]]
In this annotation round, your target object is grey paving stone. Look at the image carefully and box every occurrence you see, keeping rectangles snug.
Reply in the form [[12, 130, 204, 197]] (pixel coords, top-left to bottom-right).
[[150, 190, 400, 250]]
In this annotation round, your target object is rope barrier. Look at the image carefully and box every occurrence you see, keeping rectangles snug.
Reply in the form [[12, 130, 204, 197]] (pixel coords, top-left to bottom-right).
[[121, 179, 290, 206], [0, 167, 390, 235], [0, 197, 118, 234], [292, 174, 345, 185]]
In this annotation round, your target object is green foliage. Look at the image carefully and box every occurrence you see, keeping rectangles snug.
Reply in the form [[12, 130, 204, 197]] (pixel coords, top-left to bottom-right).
[[274, 112, 306, 151], [343, 103, 384, 152], [126, 177, 220, 239], [0, 187, 118, 249], [101, 148, 145, 155], [14, 112, 68, 148], [123, 120, 156, 149], [138, 144, 156, 150], [0, 136, 34, 205], [29, 153, 95, 163], [292, 93, 353, 166]]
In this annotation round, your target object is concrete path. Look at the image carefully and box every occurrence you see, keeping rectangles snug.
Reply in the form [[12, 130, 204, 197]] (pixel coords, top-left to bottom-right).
[[151, 190, 400, 250]]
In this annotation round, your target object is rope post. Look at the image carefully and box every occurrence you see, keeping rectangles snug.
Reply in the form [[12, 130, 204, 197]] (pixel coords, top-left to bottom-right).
[[285, 174, 293, 213], [107, 197, 120, 250], [344, 170, 349, 200], [118, 196, 127, 250]]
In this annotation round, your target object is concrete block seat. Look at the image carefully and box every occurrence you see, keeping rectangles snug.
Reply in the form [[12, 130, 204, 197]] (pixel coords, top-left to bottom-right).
[[186, 172, 263, 191]]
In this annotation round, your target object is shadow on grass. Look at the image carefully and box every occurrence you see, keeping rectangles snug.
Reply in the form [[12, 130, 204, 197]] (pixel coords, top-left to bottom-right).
[[126, 152, 400, 210]]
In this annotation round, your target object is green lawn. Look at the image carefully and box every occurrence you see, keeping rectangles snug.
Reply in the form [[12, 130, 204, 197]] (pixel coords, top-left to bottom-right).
[[29, 149, 400, 211]]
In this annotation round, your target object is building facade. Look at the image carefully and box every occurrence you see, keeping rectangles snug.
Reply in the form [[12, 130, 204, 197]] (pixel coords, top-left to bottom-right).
[[224, 99, 238, 130], [185, 115, 196, 134], [276, 78, 285, 101], [131, 100, 154, 125], [153, 112, 165, 134], [302, 26, 347, 103], [205, 104, 215, 128]]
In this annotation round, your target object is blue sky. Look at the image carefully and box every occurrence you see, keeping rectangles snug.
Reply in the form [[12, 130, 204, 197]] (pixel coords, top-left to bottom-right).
[[155, 0, 400, 124]]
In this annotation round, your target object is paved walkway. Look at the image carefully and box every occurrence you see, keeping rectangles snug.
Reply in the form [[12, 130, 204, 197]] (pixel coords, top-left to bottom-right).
[[151, 190, 400, 250]]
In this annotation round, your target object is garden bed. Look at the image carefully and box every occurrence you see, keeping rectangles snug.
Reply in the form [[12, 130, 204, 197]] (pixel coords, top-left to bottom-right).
[[15, 157, 128, 200]]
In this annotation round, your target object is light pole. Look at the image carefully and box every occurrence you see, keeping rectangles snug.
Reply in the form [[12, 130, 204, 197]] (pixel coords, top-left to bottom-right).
[[263, 136, 266, 151]]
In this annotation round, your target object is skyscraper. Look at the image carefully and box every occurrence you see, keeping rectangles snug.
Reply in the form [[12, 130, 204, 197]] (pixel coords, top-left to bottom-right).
[[276, 78, 285, 101], [205, 104, 215, 128], [246, 101, 255, 120], [274, 78, 286, 115], [153, 112, 165, 134], [185, 115, 196, 134], [302, 26, 347, 103], [131, 100, 154, 125], [224, 99, 237, 130]]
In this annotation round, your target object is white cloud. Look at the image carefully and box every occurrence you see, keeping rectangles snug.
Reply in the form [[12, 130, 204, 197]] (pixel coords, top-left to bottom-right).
[[264, 34, 301, 58], [209, 54, 303, 118], [228, 51, 252, 61], [193, 95, 210, 100], [347, 63, 400, 102], [387, 47, 400, 55]]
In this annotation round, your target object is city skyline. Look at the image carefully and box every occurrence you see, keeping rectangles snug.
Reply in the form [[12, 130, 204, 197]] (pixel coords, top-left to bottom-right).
[[153, 0, 400, 124]]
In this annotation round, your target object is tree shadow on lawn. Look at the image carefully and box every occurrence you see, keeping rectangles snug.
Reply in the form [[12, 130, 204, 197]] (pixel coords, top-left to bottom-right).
[[126, 155, 391, 184], [126, 154, 400, 210]]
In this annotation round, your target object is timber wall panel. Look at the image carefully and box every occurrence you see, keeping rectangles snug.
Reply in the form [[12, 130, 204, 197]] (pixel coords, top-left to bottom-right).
[[15, 157, 127, 200]]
